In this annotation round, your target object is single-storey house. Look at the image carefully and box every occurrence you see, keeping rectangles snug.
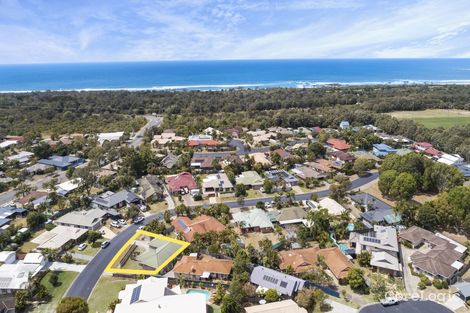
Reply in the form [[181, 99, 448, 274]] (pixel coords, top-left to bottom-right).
[[233, 208, 274, 233], [38, 155, 84, 170], [292, 165, 326, 180], [399, 226, 466, 283], [265, 170, 298, 186], [137, 175, 164, 202], [250, 266, 305, 296], [173, 254, 233, 281], [235, 171, 264, 189], [245, 300, 307, 313], [55, 208, 107, 230], [372, 143, 397, 157], [202, 173, 234, 196], [277, 207, 308, 226], [351, 193, 401, 227], [172, 215, 225, 242], [326, 138, 351, 152], [166, 172, 200, 196], [91, 190, 141, 210], [32, 225, 88, 251]]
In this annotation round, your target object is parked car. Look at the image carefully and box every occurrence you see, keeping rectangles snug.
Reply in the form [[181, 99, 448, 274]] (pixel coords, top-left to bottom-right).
[[380, 297, 399, 306], [133, 216, 145, 224], [118, 219, 126, 225], [78, 243, 87, 251], [138, 225, 145, 230], [111, 221, 121, 228], [101, 241, 110, 249]]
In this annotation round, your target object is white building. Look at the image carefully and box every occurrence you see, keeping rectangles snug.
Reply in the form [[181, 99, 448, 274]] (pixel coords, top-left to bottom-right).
[[437, 153, 464, 166], [56, 178, 82, 196], [97, 132, 124, 144], [349, 225, 401, 276], [114, 277, 206, 313], [307, 197, 346, 216], [0, 253, 46, 294], [202, 173, 234, 196]]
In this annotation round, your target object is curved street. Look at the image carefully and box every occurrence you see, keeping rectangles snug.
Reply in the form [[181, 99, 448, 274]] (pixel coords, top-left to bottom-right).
[[66, 172, 378, 299]]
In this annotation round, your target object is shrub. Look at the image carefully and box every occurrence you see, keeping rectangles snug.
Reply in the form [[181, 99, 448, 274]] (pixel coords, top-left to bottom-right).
[[418, 281, 427, 290], [432, 279, 443, 289]]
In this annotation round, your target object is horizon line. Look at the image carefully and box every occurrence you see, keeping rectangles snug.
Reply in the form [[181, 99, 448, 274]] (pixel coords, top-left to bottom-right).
[[2, 57, 470, 66]]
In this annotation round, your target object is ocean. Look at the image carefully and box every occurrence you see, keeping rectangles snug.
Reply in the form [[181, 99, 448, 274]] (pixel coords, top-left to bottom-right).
[[1, 59, 470, 92]]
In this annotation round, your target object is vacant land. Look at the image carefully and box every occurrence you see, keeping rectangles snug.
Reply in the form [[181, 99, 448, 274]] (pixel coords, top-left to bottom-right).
[[33, 271, 78, 313], [388, 109, 470, 128], [88, 276, 136, 313]]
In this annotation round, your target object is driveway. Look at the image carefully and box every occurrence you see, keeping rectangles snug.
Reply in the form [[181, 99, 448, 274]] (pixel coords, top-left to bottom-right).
[[326, 299, 357, 313], [47, 262, 86, 272], [401, 245, 420, 295]]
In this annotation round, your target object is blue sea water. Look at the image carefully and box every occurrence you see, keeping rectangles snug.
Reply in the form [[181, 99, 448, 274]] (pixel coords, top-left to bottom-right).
[[1, 59, 470, 92]]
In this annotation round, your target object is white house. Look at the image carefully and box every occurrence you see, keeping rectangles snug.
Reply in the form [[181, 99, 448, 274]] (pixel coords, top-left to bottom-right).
[[437, 153, 464, 166], [114, 277, 206, 313]]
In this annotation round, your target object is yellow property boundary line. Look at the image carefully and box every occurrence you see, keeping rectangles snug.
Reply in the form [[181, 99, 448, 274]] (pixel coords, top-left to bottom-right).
[[104, 230, 190, 275]]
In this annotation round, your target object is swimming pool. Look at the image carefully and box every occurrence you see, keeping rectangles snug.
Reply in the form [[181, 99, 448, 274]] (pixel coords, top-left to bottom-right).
[[339, 243, 350, 253], [186, 289, 211, 301]]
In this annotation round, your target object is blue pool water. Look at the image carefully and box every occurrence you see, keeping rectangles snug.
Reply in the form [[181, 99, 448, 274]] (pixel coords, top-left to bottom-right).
[[186, 289, 211, 300], [2, 59, 470, 92]]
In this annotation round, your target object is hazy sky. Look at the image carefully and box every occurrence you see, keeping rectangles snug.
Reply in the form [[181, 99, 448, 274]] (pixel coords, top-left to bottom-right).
[[2, 0, 470, 63]]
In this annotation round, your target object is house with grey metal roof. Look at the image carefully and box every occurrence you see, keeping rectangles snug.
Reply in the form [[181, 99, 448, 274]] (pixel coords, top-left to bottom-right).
[[38, 155, 84, 170], [351, 193, 401, 227], [55, 208, 107, 230], [91, 190, 141, 210], [250, 266, 305, 296], [349, 225, 401, 276], [137, 175, 164, 202], [265, 170, 298, 187], [277, 207, 308, 226], [232, 208, 274, 233]]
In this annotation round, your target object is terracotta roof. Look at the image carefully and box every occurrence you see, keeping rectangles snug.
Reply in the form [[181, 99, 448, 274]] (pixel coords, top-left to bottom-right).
[[173, 254, 233, 276], [166, 172, 198, 193], [279, 247, 352, 280], [317, 247, 353, 280], [172, 215, 225, 242], [305, 159, 334, 173], [17, 191, 49, 205], [424, 147, 442, 157], [326, 138, 351, 151], [279, 248, 319, 273], [272, 148, 294, 160], [415, 142, 433, 148], [188, 139, 221, 147]]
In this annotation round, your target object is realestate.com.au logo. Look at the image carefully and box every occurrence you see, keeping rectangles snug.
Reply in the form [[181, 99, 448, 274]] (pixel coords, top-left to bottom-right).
[[385, 291, 453, 303]]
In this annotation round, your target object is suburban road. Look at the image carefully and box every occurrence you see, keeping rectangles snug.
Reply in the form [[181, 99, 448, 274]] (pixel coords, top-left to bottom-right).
[[66, 172, 378, 299], [129, 115, 162, 148]]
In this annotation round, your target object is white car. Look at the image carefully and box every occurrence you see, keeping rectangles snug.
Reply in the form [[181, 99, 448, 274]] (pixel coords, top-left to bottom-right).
[[78, 243, 87, 251], [111, 221, 121, 228], [118, 219, 126, 225], [380, 297, 399, 306]]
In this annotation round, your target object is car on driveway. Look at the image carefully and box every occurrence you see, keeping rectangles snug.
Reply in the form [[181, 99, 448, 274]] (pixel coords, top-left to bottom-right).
[[110, 221, 121, 228], [78, 243, 87, 251], [101, 241, 110, 249], [118, 219, 126, 226]]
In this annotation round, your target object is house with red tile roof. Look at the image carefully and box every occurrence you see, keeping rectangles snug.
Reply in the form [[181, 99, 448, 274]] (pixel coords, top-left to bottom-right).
[[414, 142, 433, 152], [172, 215, 225, 242], [173, 254, 233, 280], [278, 247, 353, 281], [326, 138, 351, 151], [423, 147, 442, 157], [165, 172, 199, 195]]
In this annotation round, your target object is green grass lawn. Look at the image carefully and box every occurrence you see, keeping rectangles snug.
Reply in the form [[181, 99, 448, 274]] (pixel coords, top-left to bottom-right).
[[70, 240, 104, 257], [410, 116, 470, 128], [19, 241, 39, 253], [88, 276, 135, 313], [32, 271, 78, 313], [388, 109, 470, 128]]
